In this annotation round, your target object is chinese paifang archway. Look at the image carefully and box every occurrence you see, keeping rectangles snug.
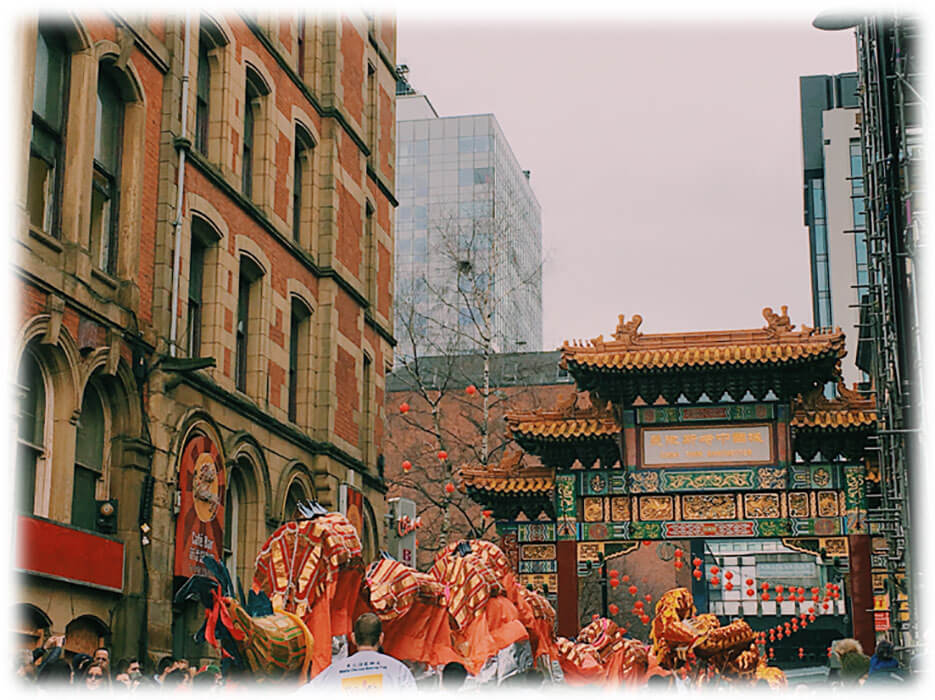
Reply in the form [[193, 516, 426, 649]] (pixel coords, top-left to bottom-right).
[[459, 307, 882, 666]]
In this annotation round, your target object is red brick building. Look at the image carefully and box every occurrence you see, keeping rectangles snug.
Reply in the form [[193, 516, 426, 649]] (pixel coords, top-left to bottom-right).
[[14, 12, 396, 665]]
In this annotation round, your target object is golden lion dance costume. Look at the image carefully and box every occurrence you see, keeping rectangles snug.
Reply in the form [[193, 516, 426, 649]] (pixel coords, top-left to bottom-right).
[[649, 587, 785, 685], [355, 557, 461, 675], [252, 512, 364, 677], [519, 587, 564, 681], [576, 617, 648, 685], [556, 635, 605, 684], [429, 541, 533, 683]]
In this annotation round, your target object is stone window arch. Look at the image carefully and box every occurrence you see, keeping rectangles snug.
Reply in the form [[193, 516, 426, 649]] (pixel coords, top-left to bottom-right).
[[65, 615, 109, 657], [16, 348, 46, 515], [193, 15, 231, 164], [288, 295, 313, 426], [27, 22, 71, 238], [72, 380, 109, 530], [241, 63, 271, 202], [186, 214, 222, 358], [292, 122, 316, 249], [281, 467, 315, 523]]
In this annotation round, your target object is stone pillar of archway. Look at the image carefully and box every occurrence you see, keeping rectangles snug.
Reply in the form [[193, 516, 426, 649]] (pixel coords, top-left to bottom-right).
[[848, 533, 875, 655]]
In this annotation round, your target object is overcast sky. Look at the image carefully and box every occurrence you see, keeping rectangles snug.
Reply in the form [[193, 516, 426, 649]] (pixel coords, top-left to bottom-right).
[[395, 13, 858, 350]]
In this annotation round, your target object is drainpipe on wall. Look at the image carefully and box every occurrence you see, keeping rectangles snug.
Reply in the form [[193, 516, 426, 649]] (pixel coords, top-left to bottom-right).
[[169, 15, 193, 358]]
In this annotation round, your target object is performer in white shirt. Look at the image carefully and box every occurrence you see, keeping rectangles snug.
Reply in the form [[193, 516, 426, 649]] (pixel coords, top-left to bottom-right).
[[305, 612, 416, 691]]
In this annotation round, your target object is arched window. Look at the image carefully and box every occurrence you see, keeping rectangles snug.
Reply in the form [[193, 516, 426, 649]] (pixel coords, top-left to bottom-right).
[[235, 255, 264, 394], [288, 297, 312, 424], [16, 350, 46, 515], [187, 217, 220, 358], [195, 38, 211, 154], [292, 126, 314, 246], [283, 478, 309, 522], [90, 64, 124, 275], [73, 384, 105, 530], [223, 466, 244, 584], [242, 67, 269, 199], [28, 24, 69, 236]]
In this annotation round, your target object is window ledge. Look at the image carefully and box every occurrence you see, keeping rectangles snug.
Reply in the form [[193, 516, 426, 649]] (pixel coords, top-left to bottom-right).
[[90, 267, 119, 290], [27, 225, 64, 254]]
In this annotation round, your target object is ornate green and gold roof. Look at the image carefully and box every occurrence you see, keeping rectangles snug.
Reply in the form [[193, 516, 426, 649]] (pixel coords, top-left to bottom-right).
[[505, 392, 620, 468], [561, 307, 846, 404], [791, 382, 877, 461], [457, 450, 555, 520]]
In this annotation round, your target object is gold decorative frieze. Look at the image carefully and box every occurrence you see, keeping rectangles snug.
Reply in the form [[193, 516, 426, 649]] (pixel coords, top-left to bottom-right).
[[744, 493, 780, 518], [681, 494, 736, 521], [788, 492, 809, 517], [818, 491, 839, 517], [521, 544, 557, 561], [639, 495, 674, 521], [578, 542, 604, 562], [583, 497, 604, 522], [610, 496, 630, 522]]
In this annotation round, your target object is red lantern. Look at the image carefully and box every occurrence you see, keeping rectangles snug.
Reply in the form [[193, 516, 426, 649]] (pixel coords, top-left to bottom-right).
[[809, 615, 816, 623], [769, 648, 775, 659], [776, 594, 784, 603], [622, 574, 630, 582], [747, 588, 755, 597], [692, 557, 702, 568], [644, 594, 652, 602], [762, 593, 770, 601], [482, 509, 492, 518], [466, 384, 477, 395], [402, 460, 412, 472], [640, 614, 650, 625], [777, 630, 783, 640], [822, 602, 830, 610], [710, 566, 720, 575], [399, 402, 410, 414], [746, 578, 754, 586], [609, 603, 619, 615], [693, 569, 703, 580], [609, 569, 619, 579], [610, 578, 620, 589], [628, 585, 638, 596], [674, 560, 684, 569], [809, 606, 816, 614], [438, 450, 448, 461], [798, 648, 804, 659], [775, 584, 784, 594], [761, 582, 769, 590], [444, 482, 455, 494], [725, 582, 733, 591], [797, 587, 805, 595], [828, 647, 833, 658], [724, 571, 733, 580], [710, 577, 720, 587], [643, 540, 652, 547], [634, 600, 644, 610], [674, 549, 683, 558]]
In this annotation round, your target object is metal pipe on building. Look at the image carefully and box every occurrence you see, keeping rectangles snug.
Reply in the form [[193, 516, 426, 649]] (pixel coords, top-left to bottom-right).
[[169, 15, 193, 357]]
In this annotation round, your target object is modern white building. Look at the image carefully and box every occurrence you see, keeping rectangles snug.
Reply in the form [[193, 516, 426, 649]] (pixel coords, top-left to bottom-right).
[[799, 73, 868, 388], [394, 69, 543, 360]]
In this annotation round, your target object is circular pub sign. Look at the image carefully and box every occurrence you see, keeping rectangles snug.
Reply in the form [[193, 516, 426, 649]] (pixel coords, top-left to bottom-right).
[[173, 432, 226, 577]]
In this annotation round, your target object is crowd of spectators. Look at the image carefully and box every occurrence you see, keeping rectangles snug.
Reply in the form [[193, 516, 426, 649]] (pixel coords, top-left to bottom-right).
[[15, 636, 225, 691]]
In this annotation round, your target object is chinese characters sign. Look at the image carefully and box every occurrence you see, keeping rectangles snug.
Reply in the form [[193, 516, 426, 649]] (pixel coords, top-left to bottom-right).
[[642, 424, 772, 467], [174, 432, 226, 577]]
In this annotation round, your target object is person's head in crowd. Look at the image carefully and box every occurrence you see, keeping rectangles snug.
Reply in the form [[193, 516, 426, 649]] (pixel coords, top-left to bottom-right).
[[441, 661, 468, 689], [352, 612, 383, 650], [72, 653, 93, 679], [163, 667, 189, 689], [126, 658, 142, 676], [875, 640, 895, 661], [36, 658, 73, 686], [157, 655, 177, 681], [85, 661, 108, 690], [93, 647, 110, 671]]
